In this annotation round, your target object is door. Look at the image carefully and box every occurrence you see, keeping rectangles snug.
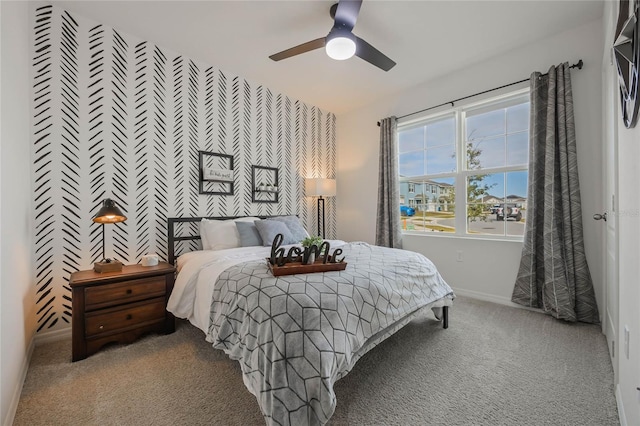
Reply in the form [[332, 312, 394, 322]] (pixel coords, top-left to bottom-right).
[[600, 49, 619, 382]]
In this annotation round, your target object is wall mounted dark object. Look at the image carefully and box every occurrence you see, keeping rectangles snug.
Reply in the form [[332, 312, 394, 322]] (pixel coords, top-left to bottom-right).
[[199, 151, 234, 195], [613, 0, 639, 128], [252, 165, 279, 203]]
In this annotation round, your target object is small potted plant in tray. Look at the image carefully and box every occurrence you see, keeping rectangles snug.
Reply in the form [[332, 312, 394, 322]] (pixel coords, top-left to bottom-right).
[[301, 236, 323, 264]]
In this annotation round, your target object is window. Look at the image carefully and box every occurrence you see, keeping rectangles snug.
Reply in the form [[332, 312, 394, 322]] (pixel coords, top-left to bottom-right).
[[398, 89, 529, 238]]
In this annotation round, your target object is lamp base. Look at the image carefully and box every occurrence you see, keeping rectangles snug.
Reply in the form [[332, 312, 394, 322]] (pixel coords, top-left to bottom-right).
[[93, 260, 123, 273]]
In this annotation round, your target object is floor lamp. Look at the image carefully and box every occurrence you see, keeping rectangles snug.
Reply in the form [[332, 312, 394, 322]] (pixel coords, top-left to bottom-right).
[[305, 178, 336, 239]]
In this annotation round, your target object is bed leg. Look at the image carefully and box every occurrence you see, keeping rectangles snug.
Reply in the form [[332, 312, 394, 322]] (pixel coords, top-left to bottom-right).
[[442, 306, 449, 329]]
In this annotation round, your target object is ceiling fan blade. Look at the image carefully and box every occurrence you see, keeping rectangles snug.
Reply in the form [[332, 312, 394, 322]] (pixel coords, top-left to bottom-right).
[[269, 38, 326, 61], [334, 0, 363, 31], [354, 36, 396, 71]]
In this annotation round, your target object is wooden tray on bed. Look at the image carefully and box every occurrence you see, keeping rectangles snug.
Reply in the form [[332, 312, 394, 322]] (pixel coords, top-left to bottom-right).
[[267, 259, 347, 276]]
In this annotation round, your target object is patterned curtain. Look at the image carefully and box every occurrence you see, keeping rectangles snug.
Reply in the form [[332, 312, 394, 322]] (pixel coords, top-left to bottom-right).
[[512, 63, 599, 323], [375, 116, 402, 248]]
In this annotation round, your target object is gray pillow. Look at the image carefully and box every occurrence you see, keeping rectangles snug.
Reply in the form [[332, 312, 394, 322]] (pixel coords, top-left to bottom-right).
[[255, 219, 297, 246], [235, 221, 263, 247], [270, 216, 309, 242]]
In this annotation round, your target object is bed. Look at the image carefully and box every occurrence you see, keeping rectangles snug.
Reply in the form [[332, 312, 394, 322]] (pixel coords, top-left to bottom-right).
[[166, 216, 455, 426]]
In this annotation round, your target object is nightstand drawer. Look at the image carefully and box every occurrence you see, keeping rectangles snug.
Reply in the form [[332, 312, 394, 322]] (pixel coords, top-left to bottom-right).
[[85, 277, 166, 311], [85, 298, 166, 337]]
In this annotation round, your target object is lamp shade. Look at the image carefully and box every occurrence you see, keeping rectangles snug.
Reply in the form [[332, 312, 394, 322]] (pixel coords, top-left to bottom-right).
[[92, 199, 127, 223], [305, 178, 336, 197]]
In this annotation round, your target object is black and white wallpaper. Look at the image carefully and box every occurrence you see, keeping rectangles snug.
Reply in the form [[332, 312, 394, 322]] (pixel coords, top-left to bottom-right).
[[31, 5, 337, 332]]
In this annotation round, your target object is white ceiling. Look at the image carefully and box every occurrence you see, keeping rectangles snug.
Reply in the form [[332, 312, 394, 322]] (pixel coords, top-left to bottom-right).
[[53, 0, 604, 114]]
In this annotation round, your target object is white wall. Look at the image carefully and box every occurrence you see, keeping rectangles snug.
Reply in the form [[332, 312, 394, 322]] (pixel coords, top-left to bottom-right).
[[337, 19, 605, 310], [0, 1, 36, 425]]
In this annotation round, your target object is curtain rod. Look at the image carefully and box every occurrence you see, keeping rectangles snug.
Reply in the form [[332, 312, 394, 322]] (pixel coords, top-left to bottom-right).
[[377, 59, 583, 126]]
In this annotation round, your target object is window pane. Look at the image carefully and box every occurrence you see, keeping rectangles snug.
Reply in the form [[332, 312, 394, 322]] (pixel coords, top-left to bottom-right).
[[426, 146, 456, 174], [467, 173, 506, 236], [468, 136, 505, 170], [400, 178, 455, 233], [505, 170, 527, 236], [399, 127, 424, 153], [426, 117, 455, 148], [413, 184, 427, 213], [464, 172, 527, 236], [481, 173, 505, 200], [428, 177, 456, 233], [507, 102, 529, 133], [467, 173, 502, 204], [506, 170, 528, 199], [466, 109, 505, 140], [399, 151, 424, 177], [507, 132, 528, 166]]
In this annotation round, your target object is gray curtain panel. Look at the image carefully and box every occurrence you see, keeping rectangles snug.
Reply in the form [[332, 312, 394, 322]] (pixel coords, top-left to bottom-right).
[[375, 116, 403, 248], [512, 63, 599, 323]]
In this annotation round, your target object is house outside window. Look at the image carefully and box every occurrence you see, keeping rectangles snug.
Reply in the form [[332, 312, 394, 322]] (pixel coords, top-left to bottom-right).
[[398, 89, 530, 238]]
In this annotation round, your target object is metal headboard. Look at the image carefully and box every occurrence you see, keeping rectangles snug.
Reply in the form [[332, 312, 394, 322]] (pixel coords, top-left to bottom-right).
[[167, 215, 289, 265]]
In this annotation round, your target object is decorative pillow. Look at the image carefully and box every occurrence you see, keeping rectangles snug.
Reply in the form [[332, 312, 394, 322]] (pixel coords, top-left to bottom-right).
[[235, 221, 263, 247], [270, 215, 309, 242], [254, 219, 297, 246], [199, 217, 260, 250]]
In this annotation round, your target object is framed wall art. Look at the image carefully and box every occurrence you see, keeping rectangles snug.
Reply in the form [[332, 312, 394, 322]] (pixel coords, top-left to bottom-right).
[[251, 165, 279, 203], [199, 151, 234, 195]]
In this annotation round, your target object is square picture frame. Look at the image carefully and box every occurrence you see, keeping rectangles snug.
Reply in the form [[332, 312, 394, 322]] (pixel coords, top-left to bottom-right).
[[199, 151, 234, 195]]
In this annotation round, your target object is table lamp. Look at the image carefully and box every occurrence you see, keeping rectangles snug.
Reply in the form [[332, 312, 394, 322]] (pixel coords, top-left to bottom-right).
[[92, 198, 127, 272], [305, 178, 336, 238]]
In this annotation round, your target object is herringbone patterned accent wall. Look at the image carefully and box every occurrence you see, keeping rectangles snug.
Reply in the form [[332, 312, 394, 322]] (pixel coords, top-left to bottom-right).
[[31, 5, 337, 333]]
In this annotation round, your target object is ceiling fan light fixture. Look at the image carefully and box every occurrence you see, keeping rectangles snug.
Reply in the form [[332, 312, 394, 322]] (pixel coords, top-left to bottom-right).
[[325, 29, 356, 60]]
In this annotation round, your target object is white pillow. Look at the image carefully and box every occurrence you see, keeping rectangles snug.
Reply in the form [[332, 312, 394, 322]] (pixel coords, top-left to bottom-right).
[[199, 217, 260, 251]]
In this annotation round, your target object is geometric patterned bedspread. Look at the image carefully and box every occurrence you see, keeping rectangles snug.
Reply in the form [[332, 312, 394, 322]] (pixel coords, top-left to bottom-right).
[[208, 242, 455, 425]]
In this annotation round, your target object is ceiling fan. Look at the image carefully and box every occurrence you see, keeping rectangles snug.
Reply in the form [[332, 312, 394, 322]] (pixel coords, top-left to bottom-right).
[[269, 0, 396, 72]]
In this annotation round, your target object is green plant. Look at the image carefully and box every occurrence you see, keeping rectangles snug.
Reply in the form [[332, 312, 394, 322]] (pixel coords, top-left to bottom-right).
[[301, 236, 323, 247]]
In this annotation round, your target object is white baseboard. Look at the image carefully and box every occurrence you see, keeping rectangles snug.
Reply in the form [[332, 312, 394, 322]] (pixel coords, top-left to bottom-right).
[[2, 334, 35, 426], [34, 326, 71, 345], [451, 287, 543, 314], [616, 384, 627, 426]]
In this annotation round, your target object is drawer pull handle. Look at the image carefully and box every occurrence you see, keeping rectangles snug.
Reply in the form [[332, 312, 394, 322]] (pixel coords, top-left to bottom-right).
[[126, 314, 132, 320], [126, 289, 133, 295], [99, 325, 104, 330]]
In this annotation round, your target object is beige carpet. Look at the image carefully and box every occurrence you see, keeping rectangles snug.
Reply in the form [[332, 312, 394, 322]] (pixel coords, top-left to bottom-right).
[[14, 296, 618, 425]]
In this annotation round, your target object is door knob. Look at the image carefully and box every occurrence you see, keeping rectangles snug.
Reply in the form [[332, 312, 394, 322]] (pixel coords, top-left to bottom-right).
[[593, 212, 607, 221]]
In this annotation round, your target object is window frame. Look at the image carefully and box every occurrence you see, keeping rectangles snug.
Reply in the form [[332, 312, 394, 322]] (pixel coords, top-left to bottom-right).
[[398, 88, 530, 241]]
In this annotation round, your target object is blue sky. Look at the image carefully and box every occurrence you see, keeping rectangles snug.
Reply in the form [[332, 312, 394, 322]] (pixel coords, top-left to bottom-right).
[[480, 171, 528, 198]]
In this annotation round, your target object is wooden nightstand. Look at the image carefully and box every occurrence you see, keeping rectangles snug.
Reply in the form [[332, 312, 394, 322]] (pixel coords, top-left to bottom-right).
[[70, 262, 176, 362]]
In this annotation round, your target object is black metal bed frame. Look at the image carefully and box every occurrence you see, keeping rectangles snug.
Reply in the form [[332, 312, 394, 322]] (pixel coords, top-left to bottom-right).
[[167, 215, 449, 329], [167, 215, 286, 266]]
